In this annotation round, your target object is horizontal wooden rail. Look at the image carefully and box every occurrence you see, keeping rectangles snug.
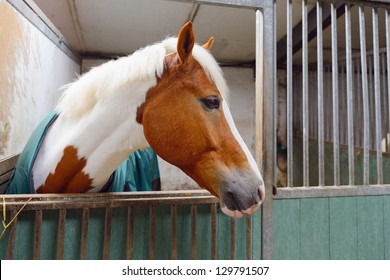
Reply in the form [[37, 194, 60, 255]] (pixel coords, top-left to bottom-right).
[[0, 190, 219, 211]]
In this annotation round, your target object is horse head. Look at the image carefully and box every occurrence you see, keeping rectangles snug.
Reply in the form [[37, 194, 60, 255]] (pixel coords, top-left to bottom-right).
[[137, 22, 265, 218]]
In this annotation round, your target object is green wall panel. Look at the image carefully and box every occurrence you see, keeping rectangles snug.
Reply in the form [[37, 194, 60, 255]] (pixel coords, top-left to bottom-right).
[[41, 210, 60, 259], [273, 196, 390, 260], [109, 207, 128, 260], [384, 196, 390, 259], [300, 198, 330, 259], [329, 197, 358, 259], [273, 199, 300, 259], [357, 196, 385, 259], [63, 209, 82, 259], [251, 210, 261, 260], [13, 210, 35, 259]]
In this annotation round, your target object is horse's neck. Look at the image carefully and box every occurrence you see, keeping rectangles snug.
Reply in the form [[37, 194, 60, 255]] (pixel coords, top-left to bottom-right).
[[32, 85, 149, 192]]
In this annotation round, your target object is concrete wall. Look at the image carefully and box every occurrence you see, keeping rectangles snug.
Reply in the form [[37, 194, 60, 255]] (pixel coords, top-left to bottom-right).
[[0, 2, 80, 160], [83, 59, 256, 190]]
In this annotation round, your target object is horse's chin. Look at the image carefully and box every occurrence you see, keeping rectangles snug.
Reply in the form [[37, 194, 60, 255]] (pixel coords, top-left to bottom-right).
[[220, 200, 261, 218]]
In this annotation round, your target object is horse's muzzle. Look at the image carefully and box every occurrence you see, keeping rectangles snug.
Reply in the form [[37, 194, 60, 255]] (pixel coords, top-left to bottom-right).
[[219, 174, 265, 218]]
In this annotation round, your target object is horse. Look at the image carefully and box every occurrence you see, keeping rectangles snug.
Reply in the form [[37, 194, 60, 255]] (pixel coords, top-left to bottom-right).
[[6, 22, 265, 218]]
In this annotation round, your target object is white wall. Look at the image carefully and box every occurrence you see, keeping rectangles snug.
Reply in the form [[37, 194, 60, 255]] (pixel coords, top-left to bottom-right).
[[82, 59, 256, 190], [0, 2, 80, 159]]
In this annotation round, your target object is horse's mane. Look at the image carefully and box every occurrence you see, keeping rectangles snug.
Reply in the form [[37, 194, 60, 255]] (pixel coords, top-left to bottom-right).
[[57, 37, 228, 118]]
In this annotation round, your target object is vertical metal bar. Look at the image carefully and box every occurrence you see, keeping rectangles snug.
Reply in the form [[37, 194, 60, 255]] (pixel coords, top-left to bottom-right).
[[33, 209, 42, 259], [190, 204, 197, 260], [80, 208, 89, 260], [372, 7, 383, 185], [345, 4, 355, 185], [387, 10, 390, 136], [245, 215, 252, 260], [149, 205, 155, 260], [103, 206, 112, 260], [171, 205, 177, 260], [230, 218, 236, 260], [331, 2, 340, 186], [359, 6, 370, 186], [6, 210, 17, 260], [368, 56, 375, 150], [381, 53, 388, 142], [258, 5, 275, 259], [56, 209, 66, 260], [317, 0, 324, 187], [302, 0, 309, 187], [340, 63, 346, 145], [211, 203, 217, 260], [126, 206, 134, 260], [356, 57, 362, 148], [287, 0, 293, 187]]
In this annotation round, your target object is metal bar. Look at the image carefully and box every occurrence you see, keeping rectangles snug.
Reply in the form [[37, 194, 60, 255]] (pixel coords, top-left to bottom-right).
[[0, 191, 220, 210], [369, 56, 375, 151], [1, 189, 215, 200], [387, 10, 390, 137], [190, 204, 197, 260], [358, 6, 370, 186], [258, 4, 275, 260], [245, 215, 252, 260], [211, 203, 217, 260], [56, 209, 66, 260], [372, 7, 383, 184], [170, 205, 177, 260], [230, 218, 236, 259], [6, 210, 17, 260], [287, 0, 293, 187], [149, 206, 155, 260], [331, 2, 340, 186], [345, 3, 355, 185], [317, 0, 325, 187], [277, 2, 345, 67], [275, 184, 390, 200], [126, 207, 134, 260], [33, 209, 42, 259], [381, 54, 388, 144], [323, 0, 390, 9], [302, 0, 309, 187], [187, 4, 200, 22], [102, 206, 112, 260], [356, 56, 363, 148], [80, 208, 89, 260]]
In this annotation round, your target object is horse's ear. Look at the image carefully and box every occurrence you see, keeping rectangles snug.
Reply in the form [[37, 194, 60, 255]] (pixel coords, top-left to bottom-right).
[[202, 37, 214, 50], [177, 21, 195, 63]]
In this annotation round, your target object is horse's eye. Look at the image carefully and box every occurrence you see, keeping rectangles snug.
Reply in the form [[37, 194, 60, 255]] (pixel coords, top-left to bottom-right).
[[201, 96, 220, 110]]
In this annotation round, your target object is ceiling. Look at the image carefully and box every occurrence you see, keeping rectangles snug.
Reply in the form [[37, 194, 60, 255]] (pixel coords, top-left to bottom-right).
[[33, 0, 388, 65], [33, 0, 257, 63]]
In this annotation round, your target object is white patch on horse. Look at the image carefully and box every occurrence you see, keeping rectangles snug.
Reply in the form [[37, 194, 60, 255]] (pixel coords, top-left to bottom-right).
[[221, 100, 262, 179]]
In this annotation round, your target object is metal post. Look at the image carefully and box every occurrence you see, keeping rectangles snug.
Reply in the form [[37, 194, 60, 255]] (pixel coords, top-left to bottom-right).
[[287, 0, 294, 187], [359, 6, 370, 186], [331, 2, 340, 186], [345, 4, 355, 185], [317, 0, 325, 187], [257, 4, 275, 260], [387, 10, 390, 136], [372, 7, 383, 184], [302, 0, 309, 187]]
